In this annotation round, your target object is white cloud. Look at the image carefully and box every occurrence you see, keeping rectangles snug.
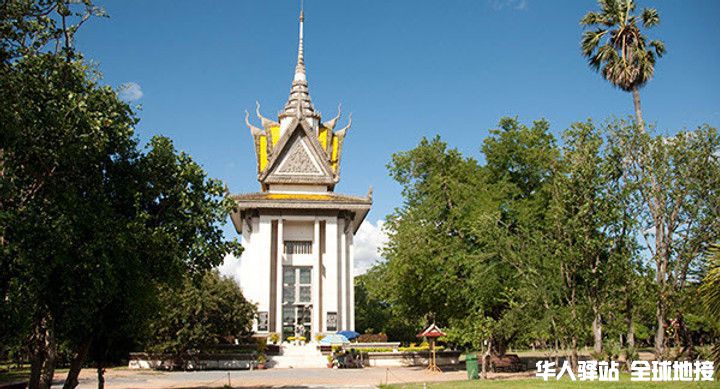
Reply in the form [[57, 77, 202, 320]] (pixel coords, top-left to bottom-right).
[[217, 253, 242, 283], [118, 82, 143, 101], [353, 219, 388, 276], [489, 0, 528, 11]]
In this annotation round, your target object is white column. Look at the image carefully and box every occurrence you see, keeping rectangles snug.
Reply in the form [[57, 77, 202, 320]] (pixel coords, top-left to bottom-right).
[[325, 218, 338, 320], [348, 231, 355, 331], [339, 219, 347, 330], [311, 218, 320, 336], [275, 218, 284, 334]]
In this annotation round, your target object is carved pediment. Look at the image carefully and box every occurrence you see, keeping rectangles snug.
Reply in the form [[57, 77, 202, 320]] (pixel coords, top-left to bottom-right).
[[276, 133, 323, 175], [260, 120, 336, 187]]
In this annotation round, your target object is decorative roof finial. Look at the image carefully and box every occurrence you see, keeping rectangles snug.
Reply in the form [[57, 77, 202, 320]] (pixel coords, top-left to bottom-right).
[[280, 1, 319, 120], [294, 0, 306, 82]]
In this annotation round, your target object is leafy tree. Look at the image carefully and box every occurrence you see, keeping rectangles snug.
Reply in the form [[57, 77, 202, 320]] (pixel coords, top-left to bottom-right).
[[611, 122, 720, 357], [146, 271, 256, 355], [479, 118, 562, 356], [580, 0, 665, 130], [1, 2, 242, 388], [700, 245, 720, 377], [376, 136, 499, 337], [374, 120, 562, 357], [354, 274, 391, 336], [548, 120, 634, 367]]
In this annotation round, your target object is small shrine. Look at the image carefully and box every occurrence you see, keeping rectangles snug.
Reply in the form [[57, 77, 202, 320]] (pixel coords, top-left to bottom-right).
[[417, 323, 447, 373]]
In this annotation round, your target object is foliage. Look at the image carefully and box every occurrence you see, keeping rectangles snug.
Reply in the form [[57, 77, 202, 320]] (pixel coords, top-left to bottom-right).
[[699, 245, 720, 377], [366, 116, 719, 362], [268, 332, 280, 344], [370, 120, 562, 355], [0, 0, 107, 63], [610, 121, 720, 356], [354, 273, 413, 341], [580, 0, 665, 93], [357, 333, 389, 343], [1, 2, 243, 387], [146, 271, 255, 355]]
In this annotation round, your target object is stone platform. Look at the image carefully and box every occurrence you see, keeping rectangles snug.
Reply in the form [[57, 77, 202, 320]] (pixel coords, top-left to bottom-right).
[[270, 343, 328, 368]]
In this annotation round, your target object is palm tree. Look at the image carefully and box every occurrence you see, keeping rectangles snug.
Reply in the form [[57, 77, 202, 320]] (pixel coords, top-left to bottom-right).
[[700, 245, 720, 377], [580, 0, 665, 131]]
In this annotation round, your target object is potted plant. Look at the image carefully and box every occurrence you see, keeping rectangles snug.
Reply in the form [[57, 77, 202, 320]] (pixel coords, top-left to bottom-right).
[[256, 337, 268, 369], [257, 353, 267, 370], [326, 354, 333, 368], [269, 332, 280, 345]]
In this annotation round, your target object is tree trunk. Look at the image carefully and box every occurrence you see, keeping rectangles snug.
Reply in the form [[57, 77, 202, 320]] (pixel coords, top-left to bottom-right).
[[592, 308, 603, 355], [480, 339, 491, 380], [29, 345, 45, 389], [625, 295, 636, 371], [39, 321, 57, 389], [570, 335, 579, 372], [63, 338, 92, 389], [632, 87, 644, 132], [655, 300, 666, 359], [96, 365, 105, 389], [29, 313, 57, 389]]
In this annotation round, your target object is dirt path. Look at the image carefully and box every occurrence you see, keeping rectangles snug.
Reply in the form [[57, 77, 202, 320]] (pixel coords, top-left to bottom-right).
[[50, 367, 531, 388]]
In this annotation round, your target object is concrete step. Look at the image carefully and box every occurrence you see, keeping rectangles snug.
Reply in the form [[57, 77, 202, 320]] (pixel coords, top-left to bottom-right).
[[270, 355, 327, 368], [270, 343, 328, 368]]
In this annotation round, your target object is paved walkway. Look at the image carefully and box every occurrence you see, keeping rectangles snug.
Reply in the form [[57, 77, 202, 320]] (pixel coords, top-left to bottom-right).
[[50, 366, 508, 388]]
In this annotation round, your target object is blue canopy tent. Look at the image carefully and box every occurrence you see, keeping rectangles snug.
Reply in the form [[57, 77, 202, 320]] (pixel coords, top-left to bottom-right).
[[337, 330, 360, 340], [319, 334, 349, 345]]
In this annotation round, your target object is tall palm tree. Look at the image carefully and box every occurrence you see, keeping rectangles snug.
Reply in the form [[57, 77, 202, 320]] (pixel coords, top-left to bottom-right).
[[580, 0, 665, 131], [700, 245, 720, 377]]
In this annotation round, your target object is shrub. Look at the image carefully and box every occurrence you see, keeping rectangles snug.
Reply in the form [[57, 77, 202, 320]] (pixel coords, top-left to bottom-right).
[[357, 333, 388, 343], [269, 333, 280, 344]]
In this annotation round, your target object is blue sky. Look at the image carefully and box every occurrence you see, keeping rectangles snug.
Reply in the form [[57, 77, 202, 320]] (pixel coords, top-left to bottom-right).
[[75, 0, 720, 268]]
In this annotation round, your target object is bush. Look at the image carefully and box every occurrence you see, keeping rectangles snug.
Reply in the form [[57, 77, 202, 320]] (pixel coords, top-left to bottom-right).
[[146, 271, 256, 354], [357, 333, 388, 343]]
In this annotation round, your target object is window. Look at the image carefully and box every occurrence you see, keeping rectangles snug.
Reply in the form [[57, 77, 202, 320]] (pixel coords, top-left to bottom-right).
[[327, 312, 337, 331], [299, 286, 311, 302], [283, 285, 295, 304], [282, 266, 312, 304], [284, 241, 312, 254], [257, 312, 268, 332], [299, 268, 311, 284]]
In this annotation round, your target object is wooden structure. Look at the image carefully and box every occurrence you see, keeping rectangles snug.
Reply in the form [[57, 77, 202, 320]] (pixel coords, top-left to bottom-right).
[[417, 323, 446, 373]]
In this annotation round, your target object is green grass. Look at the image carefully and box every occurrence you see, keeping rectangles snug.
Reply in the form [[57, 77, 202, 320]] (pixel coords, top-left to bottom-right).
[[384, 376, 720, 389], [0, 368, 30, 385], [0, 365, 69, 385]]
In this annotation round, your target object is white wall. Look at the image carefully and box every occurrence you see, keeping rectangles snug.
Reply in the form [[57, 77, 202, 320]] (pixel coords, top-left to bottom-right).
[[237, 216, 270, 332]]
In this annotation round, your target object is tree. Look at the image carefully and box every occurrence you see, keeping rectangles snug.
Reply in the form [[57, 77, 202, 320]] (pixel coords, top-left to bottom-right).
[[378, 136, 491, 325], [612, 122, 720, 358], [146, 271, 256, 356], [700, 245, 720, 377], [1, 2, 242, 388], [374, 120, 562, 358], [548, 120, 634, 366], [580, 0, 665, 131]]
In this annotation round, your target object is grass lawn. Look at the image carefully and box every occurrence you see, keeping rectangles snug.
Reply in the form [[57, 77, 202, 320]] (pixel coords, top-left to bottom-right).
[[384, 376, 720, 389], [0, 365, 69, 385]]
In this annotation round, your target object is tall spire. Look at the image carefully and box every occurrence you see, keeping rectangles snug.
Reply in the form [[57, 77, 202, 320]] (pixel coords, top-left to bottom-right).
[[281, 2, 318, 121], [294, 7, 305, 82]]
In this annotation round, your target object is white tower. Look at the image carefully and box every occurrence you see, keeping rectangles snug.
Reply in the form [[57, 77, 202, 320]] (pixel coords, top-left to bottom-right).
[[231, 8, 371, 341]]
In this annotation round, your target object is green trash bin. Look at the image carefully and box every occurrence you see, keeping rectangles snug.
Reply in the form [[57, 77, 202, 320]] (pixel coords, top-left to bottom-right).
[[465, 353, 479, 380]]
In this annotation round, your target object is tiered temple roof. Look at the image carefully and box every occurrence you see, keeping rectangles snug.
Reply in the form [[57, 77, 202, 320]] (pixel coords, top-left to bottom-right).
[[233, 7, 371, 235], [244, 9, 352, 192]]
